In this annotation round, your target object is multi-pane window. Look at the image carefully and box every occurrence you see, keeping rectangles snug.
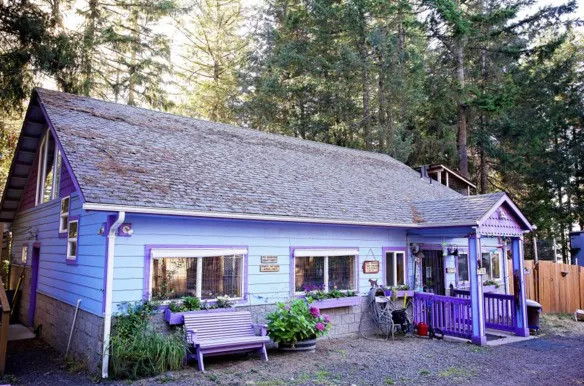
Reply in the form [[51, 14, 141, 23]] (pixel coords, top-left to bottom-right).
[[385, 251, 406, 287], [36, 130, 62, 205], [66, 219, 78, 261], [293, 249, 357, 292], [482, 252, 501, 280], [150, 248, 245, 300], [59, 196, 70, 233]]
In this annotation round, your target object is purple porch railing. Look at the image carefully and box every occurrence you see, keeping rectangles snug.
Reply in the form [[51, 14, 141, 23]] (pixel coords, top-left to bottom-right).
[[453, 289, 516, 332], [413, 292, 472, 339]]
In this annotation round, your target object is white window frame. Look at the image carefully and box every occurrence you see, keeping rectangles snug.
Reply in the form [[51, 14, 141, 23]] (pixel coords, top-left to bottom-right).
[[59, 196, 70, 233], [35, 130, 62, 205], [488, 251, 502, 280], [293, 249, 359, 294], [457, 253, 470, 285], [148, 248, 247, 301], [21, 245, 28, 264], [66, 219, 79, 260], [385, 251, 406, 287]]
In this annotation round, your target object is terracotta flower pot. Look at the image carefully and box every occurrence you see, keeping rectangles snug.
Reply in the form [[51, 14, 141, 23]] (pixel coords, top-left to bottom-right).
[[279, 338, 317, 352]]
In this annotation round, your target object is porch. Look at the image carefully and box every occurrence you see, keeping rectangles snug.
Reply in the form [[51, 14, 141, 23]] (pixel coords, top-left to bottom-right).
[[406, 194, 534, 345]]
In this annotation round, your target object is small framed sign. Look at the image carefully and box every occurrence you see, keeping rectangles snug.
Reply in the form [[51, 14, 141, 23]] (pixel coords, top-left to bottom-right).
[[260, 265, 280, 272], [362, 260, 380, 274], [261, 256, 278, 264], [477, 267, 487, 275], [446, 267, 456, 274]]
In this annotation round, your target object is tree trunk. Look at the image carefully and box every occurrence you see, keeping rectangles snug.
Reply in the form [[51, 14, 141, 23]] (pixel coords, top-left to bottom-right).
[[128, 12, 139, 106], [479, 48, 488, 193], [81, 0, 98, 96], [455, 38, 468, 177], [362, 43, 371, 150]]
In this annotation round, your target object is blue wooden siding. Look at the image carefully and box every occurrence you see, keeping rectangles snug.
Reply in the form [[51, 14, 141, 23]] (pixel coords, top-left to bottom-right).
[[112, 214, 408, 310], [11, 193, 109, 315]]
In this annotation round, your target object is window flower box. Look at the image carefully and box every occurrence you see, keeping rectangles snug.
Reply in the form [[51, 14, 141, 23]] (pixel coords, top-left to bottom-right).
[[309, 296, 361, 309], [383, 290, 415, 298], [163, 307, 236, 325]]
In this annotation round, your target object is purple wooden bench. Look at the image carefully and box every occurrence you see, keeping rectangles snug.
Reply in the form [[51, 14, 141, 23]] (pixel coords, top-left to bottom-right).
[[184, 311, 269, 371]]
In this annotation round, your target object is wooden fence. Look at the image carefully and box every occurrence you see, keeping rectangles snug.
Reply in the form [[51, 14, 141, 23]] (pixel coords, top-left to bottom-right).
[[508, 260, 584, 314]]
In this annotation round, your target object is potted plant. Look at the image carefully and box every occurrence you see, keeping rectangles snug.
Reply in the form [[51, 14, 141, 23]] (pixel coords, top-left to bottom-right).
[[266, 299, 331, 352], [381, 285, 414, 298], [303, 286, 361, 309], [163, 295, 236, 325], [482, 280, 500, 293]]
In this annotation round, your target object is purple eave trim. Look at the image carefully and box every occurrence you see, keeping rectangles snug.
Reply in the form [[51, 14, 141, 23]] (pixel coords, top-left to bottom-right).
[[143, 244, 249, 303], [65, 215, 80, 265], [289, 246, 360, 295], [36, 95, 86, 204]]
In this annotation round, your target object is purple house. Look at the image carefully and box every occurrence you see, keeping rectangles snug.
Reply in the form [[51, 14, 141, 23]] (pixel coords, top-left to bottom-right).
[[0, 89, 534, 377]]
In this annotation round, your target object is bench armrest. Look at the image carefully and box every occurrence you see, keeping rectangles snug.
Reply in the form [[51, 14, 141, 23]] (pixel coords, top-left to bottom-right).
[[251, 323, 268, 336], [186, 328, 198, 345]]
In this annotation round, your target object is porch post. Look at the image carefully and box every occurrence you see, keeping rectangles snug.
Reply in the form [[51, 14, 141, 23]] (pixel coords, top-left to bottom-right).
[[468, 231, 486, 345], [511, 236, 529, 337]]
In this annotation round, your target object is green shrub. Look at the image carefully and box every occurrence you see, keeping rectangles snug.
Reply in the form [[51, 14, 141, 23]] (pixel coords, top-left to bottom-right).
[[266, 299, 331, 344], [109, 301, 187, 379], [168, 296, 202, 312]]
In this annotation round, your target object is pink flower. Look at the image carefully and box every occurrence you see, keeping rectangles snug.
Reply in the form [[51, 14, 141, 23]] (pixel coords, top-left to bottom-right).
[[309, 306, 320, 318], [323, 314, 330, 323], [316, 322, 325, 331]]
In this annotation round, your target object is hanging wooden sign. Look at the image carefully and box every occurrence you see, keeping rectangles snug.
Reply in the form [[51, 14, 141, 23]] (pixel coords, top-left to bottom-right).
[[477, 267, 487, 275], [260, 265, 280, 272], [261, 256, 278, 264], [446, 267, 456, 274], [362, 260, 380, 274]]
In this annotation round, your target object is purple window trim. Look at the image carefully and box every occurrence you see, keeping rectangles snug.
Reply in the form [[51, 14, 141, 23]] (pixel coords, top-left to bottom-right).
[[37, 96, 86, 204], [381, 247, 408, 288], [289, 246, 361, 296], [57, 195, 71, 239], [143, 244, 249, 304], [65, 215, 80, 265]]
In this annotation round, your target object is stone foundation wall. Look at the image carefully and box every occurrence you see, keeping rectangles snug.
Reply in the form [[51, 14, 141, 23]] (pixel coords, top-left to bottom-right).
[[150, 297, 378, 340], [34, 292, 104, 373]]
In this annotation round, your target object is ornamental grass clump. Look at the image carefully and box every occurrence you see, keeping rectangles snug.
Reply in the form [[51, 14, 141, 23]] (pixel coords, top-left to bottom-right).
[[110, 301, 187, 379], [266, 299, 331, 344]]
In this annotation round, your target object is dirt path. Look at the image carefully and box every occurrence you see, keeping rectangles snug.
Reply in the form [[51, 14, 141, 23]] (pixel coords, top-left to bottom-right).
[[2, 316, 584, 385]]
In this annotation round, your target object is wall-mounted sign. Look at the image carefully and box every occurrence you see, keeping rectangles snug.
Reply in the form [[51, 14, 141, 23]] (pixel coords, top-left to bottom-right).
[[445, 267, 456, 274], [260, 265, 280, 272], [261, 256, 278, 264], [477, 267, 487, 275], [362, 260, 380, 274]]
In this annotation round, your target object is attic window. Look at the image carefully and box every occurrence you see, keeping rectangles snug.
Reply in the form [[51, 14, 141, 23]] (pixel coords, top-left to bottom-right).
[[35, 130, 62, 205]]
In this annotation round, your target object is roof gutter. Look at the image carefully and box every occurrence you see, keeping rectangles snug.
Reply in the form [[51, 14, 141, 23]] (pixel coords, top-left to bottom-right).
[[82, 202, 476, 229], [102, 211, 125, 379]]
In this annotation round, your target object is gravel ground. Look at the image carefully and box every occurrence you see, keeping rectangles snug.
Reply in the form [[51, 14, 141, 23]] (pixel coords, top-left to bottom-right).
[[3, 315, 584, 386]]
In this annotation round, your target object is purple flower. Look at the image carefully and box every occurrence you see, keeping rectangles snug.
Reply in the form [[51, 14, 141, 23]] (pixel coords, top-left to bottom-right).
[[309, 306, 320, 318], [284, 305, 291, 311], [316, 322, 325, 331], [323, 314, 330, 323]]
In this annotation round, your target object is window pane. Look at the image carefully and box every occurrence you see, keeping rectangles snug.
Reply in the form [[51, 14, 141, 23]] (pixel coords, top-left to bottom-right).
[[61, 198, 70, 214], [396, 253, 405, 285], [295, 256, 324, 292], [458, 254, 469, 282], [491, 253, 500, 279], [481, 253, 491, 280], [68, 241, 77, 257], [68, 221, 78, 238], [386, 252, 395, 286], [328, 255, 355, 290], [201, 255, 242, 300], [152, 258, 193, 299]]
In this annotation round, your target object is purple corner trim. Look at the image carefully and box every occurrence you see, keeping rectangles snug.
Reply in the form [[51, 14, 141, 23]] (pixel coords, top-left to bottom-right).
[[65, 215, 80, 265], [36, 94, 86, 204], [143, 244, 249, 303], [289, 246, 360, 295], [28, 244, 40, 326], [381, 246, 408, 287], [101, 215, 116, 313]]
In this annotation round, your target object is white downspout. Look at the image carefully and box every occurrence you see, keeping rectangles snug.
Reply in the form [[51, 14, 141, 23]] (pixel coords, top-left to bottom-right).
[[102, 211, 125, 379]]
